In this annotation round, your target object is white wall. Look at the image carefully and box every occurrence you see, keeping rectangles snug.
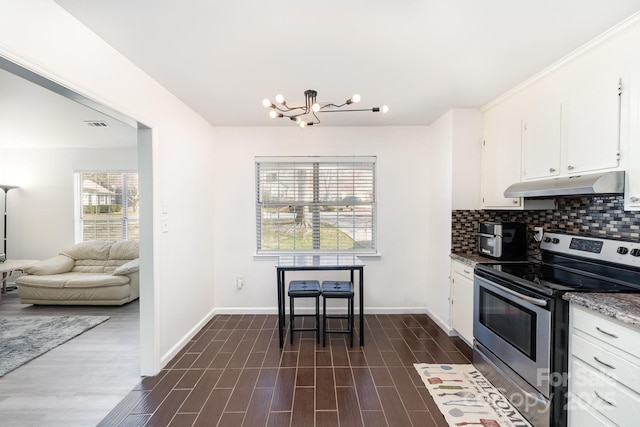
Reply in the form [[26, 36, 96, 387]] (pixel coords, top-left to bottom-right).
[[426, 112, 454, 329], [0, 1, 217, 373], [211, 126, 432, 314], [0, 147, 137, 259], [426, 109, 482, 331]]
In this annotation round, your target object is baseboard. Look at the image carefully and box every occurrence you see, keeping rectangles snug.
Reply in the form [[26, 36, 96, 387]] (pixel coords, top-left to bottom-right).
[[160, 306, 217, 369], [211, 306, 429, 315], [424, 307, 457, 337]]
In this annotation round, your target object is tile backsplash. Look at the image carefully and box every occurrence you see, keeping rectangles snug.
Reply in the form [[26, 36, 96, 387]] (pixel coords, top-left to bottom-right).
[[452, 195, 640, 257]]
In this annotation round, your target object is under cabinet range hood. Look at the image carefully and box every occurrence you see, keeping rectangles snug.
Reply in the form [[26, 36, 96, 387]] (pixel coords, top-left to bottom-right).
[[504, 170, 624, 198]]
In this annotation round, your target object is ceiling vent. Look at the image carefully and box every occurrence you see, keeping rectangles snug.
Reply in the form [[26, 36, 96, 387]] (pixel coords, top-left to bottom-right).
[[84, 120, 109, 127]]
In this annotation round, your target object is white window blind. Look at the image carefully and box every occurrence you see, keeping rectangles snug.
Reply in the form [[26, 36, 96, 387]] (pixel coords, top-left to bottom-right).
[[256, 156, 376, 253], [75, 171, 139, 242]]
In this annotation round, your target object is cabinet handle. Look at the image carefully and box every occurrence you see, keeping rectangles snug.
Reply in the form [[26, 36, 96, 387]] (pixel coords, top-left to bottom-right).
[[549, 168, 556, 173], [463, 269, 471, 274], [593, 356, 615, 370], [512, 200, 519, 204], [596, 326, 618, 338], [631, 197, 640, 203], [594, 391, 616, 407], [567, 165, 575, 171]]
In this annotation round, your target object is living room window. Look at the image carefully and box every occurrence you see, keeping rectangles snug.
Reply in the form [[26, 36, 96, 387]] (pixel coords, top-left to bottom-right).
[[255, 156, 376, 253], [75, 171, 139, 242]]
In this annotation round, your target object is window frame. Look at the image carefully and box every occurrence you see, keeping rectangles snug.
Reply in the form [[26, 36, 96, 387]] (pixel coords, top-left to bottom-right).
[[74, 170, 139, 242], [255, 156, 377, 255]]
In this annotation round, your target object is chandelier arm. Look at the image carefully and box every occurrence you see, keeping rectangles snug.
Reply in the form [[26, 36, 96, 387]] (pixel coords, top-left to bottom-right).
[[317, 108, 380, 113], [319, 102, 348, 110], [275, 105, 307, 112]]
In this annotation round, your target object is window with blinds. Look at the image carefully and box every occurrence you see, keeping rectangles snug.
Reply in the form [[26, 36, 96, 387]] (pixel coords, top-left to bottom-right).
[[255, 156, 376, 253], [75, 171, 139, 242]]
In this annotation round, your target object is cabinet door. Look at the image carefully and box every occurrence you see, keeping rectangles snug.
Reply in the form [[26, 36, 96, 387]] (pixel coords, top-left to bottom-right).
[[522, 103, 562, 180], [565, 75, 621, 174], [481, 108, 522, 209], [624, 75, 640, 210], [451, 269, 474, 345]]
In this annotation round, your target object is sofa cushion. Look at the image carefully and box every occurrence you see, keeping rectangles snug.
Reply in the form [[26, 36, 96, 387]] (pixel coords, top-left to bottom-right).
[[16, 272, 130, 289], [23, 255, 74, 275], [113, 258, 139, 276], [61, 241, 113, 260], [109, 240, 139, 260]]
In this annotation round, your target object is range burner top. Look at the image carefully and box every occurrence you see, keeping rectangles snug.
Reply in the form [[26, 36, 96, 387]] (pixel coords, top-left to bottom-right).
[[481, 262, 640, 294], [476, 232, 640, 297]]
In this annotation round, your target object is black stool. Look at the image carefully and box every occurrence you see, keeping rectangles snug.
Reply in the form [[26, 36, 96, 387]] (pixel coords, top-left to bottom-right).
[[321, 281, 354, 347], [288, 280, 321, 345]]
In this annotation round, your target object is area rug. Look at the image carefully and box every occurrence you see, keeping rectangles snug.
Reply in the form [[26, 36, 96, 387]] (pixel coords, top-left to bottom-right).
[[414, 363, 532, 427], [0, 315, 109, 377]]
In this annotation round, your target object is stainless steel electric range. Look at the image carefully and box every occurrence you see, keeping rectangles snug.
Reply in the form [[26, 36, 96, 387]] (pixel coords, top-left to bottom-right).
[[473, 232, 640, 427]]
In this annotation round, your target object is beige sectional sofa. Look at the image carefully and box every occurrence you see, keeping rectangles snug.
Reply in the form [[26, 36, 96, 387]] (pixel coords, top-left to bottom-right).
[[16, 240, 139, 306]]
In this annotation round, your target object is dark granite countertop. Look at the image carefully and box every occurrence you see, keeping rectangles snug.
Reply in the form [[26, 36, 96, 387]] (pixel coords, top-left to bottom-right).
[[450, 253, 492, 267], [563, 293, 640, 329], [450, 252, 528, 267]]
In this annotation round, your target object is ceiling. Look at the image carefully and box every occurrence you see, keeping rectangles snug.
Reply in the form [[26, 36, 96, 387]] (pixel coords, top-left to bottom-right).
[[8, 1, 640, 132], [53, 0, 640, 127], [0, 67, 136, 148]]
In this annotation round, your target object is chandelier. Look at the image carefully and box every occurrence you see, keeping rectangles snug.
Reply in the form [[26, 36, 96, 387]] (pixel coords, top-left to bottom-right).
[[262, 89, 389, 127]]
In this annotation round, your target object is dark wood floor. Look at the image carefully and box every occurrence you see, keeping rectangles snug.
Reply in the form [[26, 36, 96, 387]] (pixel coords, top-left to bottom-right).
[[100, 313, 472, 427]]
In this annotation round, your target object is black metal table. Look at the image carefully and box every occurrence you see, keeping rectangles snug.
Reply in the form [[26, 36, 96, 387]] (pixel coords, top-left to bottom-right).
[[276, 255, 365, 348]]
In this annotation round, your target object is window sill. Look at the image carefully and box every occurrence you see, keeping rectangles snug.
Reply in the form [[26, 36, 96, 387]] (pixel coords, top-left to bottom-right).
[[253, 252, 382, 261]]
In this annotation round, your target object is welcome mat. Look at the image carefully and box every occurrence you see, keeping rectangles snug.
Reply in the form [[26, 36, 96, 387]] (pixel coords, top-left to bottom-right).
[[0, 315, 109, 377], [414, 363, 532, 427]]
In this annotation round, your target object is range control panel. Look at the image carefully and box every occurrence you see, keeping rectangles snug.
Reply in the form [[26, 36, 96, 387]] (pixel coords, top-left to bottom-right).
[[541, 232, 640, 268]]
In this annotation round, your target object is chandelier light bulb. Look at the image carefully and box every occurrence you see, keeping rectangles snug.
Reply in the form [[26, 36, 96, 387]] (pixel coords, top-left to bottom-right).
[[295, 117, 302, 123], [352, 94, 361, 104], [300, 121, 307, 128], [312, 103, 321, 112], [381, 105, 389, 114], [262, 98, 273, 108], [269, 110, 282, 119], [275, 94, 285, 104]]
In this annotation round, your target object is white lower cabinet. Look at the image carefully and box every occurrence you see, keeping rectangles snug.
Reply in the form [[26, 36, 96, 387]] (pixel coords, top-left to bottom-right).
[[569, 304, 640, 427], [450, 260, 474, 345]]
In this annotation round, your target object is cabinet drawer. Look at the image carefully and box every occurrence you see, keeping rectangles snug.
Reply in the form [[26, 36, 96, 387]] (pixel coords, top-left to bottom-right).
[[573, 305, 640, 357], [572, 332, 640, 394], [451, 260, 474, 280], [570, 358, 640, 426], [569, 393, 618, 427]]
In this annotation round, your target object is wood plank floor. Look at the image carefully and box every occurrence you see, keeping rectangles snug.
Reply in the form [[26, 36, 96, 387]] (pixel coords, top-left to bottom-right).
[[101, 312, 473, 426], [0, 289, 140, 427]]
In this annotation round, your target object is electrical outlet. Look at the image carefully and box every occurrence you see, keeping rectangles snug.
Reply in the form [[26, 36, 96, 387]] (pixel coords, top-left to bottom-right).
[[534, 226, 544, 242], [236, 274, 244, 289]]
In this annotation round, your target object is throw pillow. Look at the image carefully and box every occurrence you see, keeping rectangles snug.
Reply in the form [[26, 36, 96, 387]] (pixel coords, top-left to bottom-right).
[[113, 258, 139, 276]]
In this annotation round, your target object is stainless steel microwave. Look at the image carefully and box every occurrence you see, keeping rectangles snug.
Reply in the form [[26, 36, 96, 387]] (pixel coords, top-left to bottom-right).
[[477, 221, 527, 260]]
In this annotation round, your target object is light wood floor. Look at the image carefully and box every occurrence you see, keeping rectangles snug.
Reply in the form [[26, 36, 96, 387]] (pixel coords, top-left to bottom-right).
[[0, 288, 141, 427]]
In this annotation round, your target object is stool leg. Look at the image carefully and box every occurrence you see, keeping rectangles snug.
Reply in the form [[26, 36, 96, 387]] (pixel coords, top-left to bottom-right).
[[349, 296, 354, 347], [322, 296, 327, 347], [290, 296, 294, 345], [315, 295, 320, 344]]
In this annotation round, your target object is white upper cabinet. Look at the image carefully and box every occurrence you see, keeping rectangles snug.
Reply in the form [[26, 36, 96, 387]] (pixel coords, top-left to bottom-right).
[[481, 105, 523, 209], [564, 73, 622, 174], [522, 102, 562, 180]]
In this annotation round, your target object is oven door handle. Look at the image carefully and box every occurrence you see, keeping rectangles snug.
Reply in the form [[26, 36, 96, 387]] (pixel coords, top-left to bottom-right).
[[484, 280, 548, 308]]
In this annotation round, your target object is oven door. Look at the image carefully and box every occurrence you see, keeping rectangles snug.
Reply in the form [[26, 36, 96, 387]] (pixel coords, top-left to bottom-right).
[[474, 274, 551, 397]]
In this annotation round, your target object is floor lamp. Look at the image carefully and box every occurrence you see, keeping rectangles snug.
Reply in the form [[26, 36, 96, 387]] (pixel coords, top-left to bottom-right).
[[0, 184, 18, 262]]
